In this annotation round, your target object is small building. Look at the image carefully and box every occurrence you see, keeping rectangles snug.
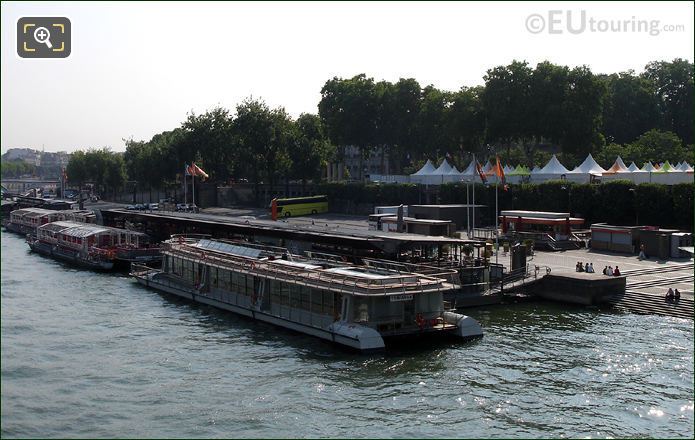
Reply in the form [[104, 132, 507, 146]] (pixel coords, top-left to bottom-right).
[[589, 223, 643, 253], [500, 210, 584, 241], [409, 204, 487, 231], [369, 215, 454, 237]]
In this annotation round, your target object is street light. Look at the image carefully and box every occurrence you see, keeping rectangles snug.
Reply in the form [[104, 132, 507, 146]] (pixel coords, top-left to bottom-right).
[[629, 188, 638, 225]]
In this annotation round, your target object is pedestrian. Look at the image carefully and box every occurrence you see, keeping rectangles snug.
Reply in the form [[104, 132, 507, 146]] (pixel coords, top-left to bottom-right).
[[588, 263, 595, 273], [608, 265, 613, 276], [613, 266, 621, 276], [584, 262, 590, 272], [577, 262, 584, 272], [575, 262, 581, 272], [638, 243, 647, 260], [666, 288, 675, 303], [674, 289, 681, 302], [603, 265, 609, 275]]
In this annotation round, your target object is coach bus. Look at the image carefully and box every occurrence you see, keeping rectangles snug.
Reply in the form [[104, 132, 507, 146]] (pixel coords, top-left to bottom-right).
[[271, 195, 328, 219]]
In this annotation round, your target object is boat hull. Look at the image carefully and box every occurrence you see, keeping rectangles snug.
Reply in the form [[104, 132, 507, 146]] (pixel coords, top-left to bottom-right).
[[28, 240, 114, 271], [134, 272, 390, 351]]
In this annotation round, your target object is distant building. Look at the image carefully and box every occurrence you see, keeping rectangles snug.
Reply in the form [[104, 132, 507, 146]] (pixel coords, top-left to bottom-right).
[[327, 145, 391, 182]]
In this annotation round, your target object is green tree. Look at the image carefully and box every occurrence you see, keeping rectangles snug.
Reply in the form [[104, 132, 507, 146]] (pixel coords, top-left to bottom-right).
[[642, 58, 694, 144], [289, 113, 334, 185], [319, 74, 379, 180], [601, 71, 661, 144], [560, 66, 606, 156], [181, 107, 235, 181]]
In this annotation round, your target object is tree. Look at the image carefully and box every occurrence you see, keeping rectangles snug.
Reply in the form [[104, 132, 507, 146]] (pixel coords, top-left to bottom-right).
[[319, 74, 379, 180], [446, 86, 485, 160], [482, 60, 533, 152], [65, 150, 88, 206], [642, 58, 694, 145], [627, 129, 691, 165], [601, 71, 661, 144], [413, 85, 451, 158], [181, 107, 235, 181], [289, 114, 333, 185], [560, 66, 606, 156]]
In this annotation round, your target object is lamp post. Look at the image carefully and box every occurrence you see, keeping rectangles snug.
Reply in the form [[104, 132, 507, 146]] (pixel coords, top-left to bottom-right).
[[629, 188, 638, 225]]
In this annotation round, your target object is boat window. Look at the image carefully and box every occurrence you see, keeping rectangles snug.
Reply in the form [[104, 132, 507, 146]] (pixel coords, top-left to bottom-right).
[[310, 288, 322, 314], [299, 285, 311, 311]]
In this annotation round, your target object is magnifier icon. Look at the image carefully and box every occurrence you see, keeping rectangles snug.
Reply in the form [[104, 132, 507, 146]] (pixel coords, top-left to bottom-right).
[[33, 26, 53, 49]]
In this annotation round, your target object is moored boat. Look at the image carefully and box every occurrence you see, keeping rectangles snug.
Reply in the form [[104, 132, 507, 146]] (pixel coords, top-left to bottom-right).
[[28, 221, 161, 270], [131, 235, 483, 351]]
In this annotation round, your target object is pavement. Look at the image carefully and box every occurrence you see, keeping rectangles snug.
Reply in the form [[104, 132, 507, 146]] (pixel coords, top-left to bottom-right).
[[526, 247, 693, 298]]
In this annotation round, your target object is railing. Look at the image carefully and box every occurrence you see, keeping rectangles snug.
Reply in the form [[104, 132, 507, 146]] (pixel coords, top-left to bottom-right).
[[163, 240, 449, 297]]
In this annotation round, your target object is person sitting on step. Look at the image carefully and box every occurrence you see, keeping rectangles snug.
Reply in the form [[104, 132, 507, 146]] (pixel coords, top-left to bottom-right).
[[665, 288, 675, 303], [674, 289, 681, 302]]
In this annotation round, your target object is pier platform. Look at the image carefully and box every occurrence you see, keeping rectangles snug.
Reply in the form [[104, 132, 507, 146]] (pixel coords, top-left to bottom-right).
[[533, 272, 626, 305]]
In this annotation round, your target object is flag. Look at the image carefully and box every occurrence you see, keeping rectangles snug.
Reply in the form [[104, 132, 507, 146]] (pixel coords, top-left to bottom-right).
[[62, 167, 68, 182], [184, 163, 191, 176], [191, 163, 209, 180], [495, 156, 506, 182], [475, 161, 487, 184], [495, 156, 508, 190]]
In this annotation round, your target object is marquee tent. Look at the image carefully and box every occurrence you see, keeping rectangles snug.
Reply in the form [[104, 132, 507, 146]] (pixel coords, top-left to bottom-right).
[[568, 154, 606, 182], [531, 155, 571, 182]]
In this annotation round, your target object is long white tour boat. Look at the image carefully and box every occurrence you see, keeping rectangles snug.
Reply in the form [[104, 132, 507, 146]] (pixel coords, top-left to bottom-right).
[[131, 236, 483, 351]]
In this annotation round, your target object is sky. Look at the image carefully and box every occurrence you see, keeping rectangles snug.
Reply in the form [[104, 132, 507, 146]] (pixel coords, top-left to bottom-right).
[[1, 1, 693, 153]]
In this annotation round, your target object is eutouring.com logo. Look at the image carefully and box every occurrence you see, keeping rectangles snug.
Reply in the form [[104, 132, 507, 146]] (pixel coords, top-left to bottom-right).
[[525, 10, 685, 36]]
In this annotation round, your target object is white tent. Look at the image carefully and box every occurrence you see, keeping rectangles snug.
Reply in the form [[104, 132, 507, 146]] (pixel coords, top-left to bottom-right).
[[627, 162, 640, 172], [412, 159, 436, 175], [461, 159, 480, 176], [531, 155, 570, 182], [503, 164, 515, 174], [482, 160, 493, 174], [680, 161, 694, 172], [530, 165, 542, 174], [642, 162, 656, 172], [567, 154, 606, 183], [433, 159, 453, 175]]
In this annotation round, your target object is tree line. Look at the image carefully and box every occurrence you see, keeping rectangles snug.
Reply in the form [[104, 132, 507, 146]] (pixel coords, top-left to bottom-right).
[[64, 58, 693, 193]]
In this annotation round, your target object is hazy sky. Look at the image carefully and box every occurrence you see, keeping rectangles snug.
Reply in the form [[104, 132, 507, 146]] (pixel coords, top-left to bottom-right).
[[1, 1, 693, 153]]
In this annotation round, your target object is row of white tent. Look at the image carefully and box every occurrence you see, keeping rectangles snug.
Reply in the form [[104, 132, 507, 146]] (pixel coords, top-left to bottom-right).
[[369, 154, 694, 185]]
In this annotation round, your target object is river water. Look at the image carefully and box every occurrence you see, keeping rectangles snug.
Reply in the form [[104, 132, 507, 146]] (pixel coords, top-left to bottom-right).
[[1, 231, 693, 438]]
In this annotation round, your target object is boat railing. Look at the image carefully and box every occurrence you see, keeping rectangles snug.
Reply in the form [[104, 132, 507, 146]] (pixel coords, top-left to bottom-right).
[[130, 263, 157, 277], [164, 241, 447, 296]]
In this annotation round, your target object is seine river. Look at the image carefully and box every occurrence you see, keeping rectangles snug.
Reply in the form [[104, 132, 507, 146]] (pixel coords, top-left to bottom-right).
[[1, 231, 693, 438]]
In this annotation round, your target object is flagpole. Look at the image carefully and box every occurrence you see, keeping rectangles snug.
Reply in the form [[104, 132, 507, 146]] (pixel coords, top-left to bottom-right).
[[184, 164, 187, 205], [495, 175, 499, 265], [466, 178, 470, 239], [192, 167, 196, 207], [472, 154, 475, 235]]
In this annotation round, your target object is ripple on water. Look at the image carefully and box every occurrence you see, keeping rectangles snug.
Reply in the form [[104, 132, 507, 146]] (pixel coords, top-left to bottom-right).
[[1, 232, 693, 438]]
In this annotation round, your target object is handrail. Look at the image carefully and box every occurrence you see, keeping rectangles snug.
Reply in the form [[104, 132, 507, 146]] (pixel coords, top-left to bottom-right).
[[164, 240, 449, 296]]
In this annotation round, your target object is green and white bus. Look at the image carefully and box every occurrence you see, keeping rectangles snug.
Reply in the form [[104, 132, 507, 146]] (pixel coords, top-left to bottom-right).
[[271, 195, 328, 219]]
